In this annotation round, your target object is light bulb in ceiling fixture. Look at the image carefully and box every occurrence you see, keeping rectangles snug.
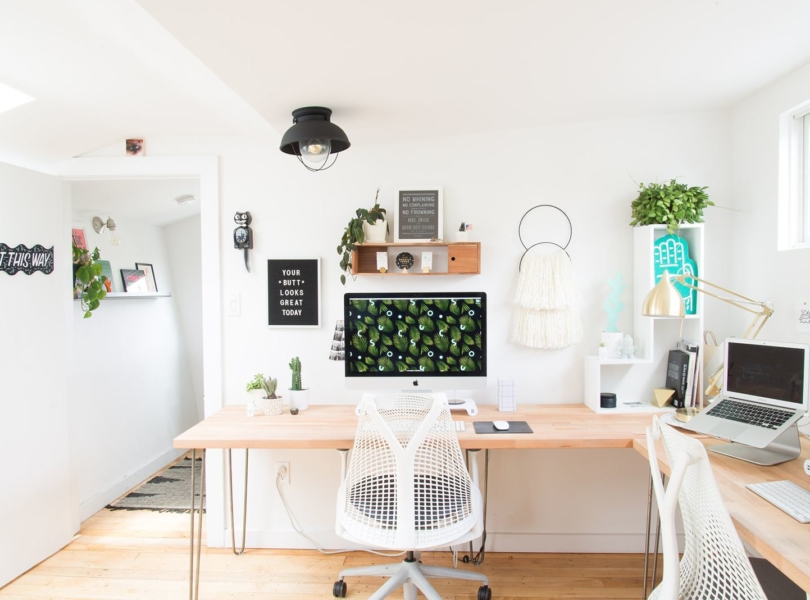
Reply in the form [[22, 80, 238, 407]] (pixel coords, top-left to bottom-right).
[[299, 138, 331, 169], [106, 218, 121, 246]]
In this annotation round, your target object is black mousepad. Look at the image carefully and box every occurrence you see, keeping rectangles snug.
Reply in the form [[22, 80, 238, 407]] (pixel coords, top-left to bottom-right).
[[473, 421, 533, 434]]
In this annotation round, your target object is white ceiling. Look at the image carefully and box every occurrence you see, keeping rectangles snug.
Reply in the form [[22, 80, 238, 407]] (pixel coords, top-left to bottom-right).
[[1, 1, 810, 170], [137, 0, 810, 144], [71, 178, 201, 227], [0, 0, 272, 172]]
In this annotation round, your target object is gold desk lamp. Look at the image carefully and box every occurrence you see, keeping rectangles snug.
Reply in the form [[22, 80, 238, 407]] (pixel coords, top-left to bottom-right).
[[642, 270, 774, 422]]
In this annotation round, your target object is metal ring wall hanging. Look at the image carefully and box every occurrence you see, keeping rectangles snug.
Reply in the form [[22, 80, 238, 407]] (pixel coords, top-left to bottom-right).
[[518, 204, 573, 271]]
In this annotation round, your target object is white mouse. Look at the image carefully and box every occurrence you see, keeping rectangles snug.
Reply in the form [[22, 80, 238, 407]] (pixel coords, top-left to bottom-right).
[[493, 420, 510, 431], [804, 459, 810, 476]]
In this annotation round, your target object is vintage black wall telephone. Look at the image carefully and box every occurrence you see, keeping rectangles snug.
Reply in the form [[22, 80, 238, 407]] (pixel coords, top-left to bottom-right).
[[233, 211, 253, 272]]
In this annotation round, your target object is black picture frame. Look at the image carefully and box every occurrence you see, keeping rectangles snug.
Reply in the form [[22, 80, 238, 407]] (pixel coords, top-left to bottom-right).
[[121, 269, 149, 293], [135, 262, 157, 292], [267, 258, 321, 327]]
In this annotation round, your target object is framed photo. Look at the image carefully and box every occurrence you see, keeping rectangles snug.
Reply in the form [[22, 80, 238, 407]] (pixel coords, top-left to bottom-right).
[[267, 258, 321, 327], [72, 228, 87, 249], [135, 262, 157, 292], [97, 260, 115, 292], [121, 269, 149, 293], [394, 187, 443, 242]]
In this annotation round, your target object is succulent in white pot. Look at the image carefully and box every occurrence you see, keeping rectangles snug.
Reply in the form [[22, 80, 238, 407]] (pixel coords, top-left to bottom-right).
[[246, 373, 283, 416], [288, 356, 309, 411]]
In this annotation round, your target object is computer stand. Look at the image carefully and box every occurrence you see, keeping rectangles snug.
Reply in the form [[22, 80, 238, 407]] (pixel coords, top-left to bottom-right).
[[708, 425, 802, 466]]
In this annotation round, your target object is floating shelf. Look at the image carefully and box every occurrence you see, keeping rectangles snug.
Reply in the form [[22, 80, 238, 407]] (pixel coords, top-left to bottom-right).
[[351, 242, 480, 275], [75, 292, 171, 300]]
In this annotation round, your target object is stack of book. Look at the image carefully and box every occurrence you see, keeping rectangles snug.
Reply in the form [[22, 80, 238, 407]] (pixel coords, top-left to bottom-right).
[[665, 339, 701, 409]]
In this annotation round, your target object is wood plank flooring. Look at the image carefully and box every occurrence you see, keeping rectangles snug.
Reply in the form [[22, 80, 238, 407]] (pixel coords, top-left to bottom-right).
[[0, 509, 658, 599]]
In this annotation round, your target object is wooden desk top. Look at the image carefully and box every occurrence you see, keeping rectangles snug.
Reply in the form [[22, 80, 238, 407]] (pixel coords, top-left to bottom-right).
[[634, 435, 810, 592], [173, 403, 654, 450]]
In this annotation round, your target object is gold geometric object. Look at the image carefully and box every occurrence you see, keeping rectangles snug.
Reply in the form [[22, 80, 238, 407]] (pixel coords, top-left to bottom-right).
[[652, 388, 675, 408], [675, 407, 701, 423]]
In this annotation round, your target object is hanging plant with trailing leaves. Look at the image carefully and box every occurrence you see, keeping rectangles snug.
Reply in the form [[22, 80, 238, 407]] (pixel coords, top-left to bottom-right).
[[630, 179, 713, 234]]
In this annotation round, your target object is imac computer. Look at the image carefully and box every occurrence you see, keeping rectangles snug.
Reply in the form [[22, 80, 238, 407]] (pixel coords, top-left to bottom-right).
[[344, 292, 487, 391]]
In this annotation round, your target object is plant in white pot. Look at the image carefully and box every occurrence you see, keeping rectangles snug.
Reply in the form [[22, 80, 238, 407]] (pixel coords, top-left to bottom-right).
[[288, 356, 309, 412], [336, 187, 387, 285], [246, 374, 283, 416]]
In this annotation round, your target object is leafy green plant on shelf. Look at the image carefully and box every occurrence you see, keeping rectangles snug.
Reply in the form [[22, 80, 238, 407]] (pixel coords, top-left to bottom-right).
[[336, 188, 387, 285], [629, 179, 714, 234], [72, 244, 108, 319], [246, 374, 279, 399]]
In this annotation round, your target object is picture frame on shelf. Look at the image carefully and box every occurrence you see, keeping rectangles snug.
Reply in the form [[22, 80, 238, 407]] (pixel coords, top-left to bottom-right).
[[71, 228, 87, 250], [121, 269, 149, 293], [394, 187, 443, 242], [135, 262, 157, 292], [97, 260, 115, 292]]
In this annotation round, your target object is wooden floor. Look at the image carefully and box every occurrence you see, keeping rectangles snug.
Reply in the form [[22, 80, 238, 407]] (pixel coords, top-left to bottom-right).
[[0, 509, 657, 599]]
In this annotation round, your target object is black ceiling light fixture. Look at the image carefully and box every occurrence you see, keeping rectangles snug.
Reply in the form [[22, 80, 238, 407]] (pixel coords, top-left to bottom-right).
[[279, 106, 351, 172]]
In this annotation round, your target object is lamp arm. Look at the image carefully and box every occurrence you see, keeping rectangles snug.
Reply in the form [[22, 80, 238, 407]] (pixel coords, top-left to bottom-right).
[[673, 274, 773, 319]]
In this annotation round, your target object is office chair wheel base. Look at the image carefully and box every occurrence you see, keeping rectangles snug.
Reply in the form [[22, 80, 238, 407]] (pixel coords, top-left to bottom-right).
[[478, 585, 491, 600], [332, 580, 347, 597]]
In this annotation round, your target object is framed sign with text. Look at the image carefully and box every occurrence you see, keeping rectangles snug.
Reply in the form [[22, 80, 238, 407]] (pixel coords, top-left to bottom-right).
[[0, 243, 54, 275], [267, 258, 321, 327], [394, 187, 443, 242]]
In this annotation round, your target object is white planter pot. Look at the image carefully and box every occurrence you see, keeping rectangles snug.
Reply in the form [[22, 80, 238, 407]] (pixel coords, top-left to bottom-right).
[[455, 231, 469, 242], [363, 219, 387, 243], [288, 388, 310, 411], [255, 396, 283, 416], [600, 331, 624, 359]]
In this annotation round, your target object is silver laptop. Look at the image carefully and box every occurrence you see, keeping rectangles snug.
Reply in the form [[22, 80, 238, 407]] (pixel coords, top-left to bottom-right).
[[682, 338, 808, 451]]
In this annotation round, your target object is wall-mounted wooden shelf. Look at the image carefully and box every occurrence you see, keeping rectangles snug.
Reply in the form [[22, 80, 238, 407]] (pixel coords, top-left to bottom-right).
[[351, 242, 480, 276]]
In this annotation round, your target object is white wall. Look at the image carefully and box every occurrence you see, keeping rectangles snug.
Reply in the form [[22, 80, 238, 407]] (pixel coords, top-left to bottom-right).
[[730, 60, 810, 341], [70, 204, 199, 520], [730, 60, 810, 438], [85, 110, 733, 551], [164, 215, 204, 419], [0, 163, 75, 586]]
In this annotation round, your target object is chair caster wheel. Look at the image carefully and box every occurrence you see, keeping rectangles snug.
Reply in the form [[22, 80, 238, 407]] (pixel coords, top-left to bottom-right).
[[333, 580, 347, 597], [478, 585, 491, 600]]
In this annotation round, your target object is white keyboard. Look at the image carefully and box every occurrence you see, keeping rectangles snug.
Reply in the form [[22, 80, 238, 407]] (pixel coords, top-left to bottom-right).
[[454, 420, 466, 432], [746, 480, 810, 523]]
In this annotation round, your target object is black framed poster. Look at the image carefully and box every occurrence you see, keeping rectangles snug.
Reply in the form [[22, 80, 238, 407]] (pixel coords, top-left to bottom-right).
[[267, 258, 321, 327], [395, 187, 443, 242]]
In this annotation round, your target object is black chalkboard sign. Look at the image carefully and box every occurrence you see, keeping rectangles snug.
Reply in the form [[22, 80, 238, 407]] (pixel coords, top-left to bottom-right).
[[395, 188, 443, 242], [267, 259, 320, 327], [0, 243, 54, 275]]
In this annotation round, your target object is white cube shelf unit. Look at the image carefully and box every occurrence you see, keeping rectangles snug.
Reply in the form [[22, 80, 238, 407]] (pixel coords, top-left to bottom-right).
[[584, 223, 704, 413]]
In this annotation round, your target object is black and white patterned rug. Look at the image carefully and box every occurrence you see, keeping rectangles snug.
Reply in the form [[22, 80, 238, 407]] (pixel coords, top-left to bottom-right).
[[107, 457, 205, 513]]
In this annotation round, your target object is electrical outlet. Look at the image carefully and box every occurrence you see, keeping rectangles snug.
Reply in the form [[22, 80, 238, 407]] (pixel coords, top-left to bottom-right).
[[276, 461, 290, 485]]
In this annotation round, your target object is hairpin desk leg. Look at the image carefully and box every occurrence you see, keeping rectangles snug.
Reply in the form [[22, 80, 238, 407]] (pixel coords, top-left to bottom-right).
[[642, 474, 653, 599], [642, 472, 665, 598], [465, 449, 488, 566], [227, 448, 249, 555], [188, 449, 205, 600]]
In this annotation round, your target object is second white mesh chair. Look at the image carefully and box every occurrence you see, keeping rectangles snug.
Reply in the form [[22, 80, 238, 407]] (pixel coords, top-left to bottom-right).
[[646, 415, 767, 600], [334, 393, 490, 600]]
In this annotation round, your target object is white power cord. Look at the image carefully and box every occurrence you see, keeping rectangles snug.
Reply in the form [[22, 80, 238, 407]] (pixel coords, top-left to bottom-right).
[[275, 470, 404, 557]]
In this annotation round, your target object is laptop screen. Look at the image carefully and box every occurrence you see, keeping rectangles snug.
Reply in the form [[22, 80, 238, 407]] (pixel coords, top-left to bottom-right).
[[724, 339, 809, 409]]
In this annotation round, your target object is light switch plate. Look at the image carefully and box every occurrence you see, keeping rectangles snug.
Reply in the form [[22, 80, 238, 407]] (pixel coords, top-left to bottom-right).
[[227, 293, 241, 317]]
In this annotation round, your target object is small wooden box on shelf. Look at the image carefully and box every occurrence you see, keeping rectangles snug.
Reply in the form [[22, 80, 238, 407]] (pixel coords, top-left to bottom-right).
[[351, 242, 480, 276]]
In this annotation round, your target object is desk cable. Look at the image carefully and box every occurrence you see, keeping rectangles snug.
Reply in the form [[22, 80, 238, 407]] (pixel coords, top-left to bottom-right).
[[275, 471, 405, 558]]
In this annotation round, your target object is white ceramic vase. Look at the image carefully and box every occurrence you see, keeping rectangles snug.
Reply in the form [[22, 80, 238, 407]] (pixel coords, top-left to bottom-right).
[[363, 219, 387, 243], [600, 331, 624, 359], [288, 388, 310, 411], [255, 395, 283, 416]]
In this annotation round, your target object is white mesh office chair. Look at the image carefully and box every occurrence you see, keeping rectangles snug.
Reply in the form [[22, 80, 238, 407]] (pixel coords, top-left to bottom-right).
[[334, 393, 490, 600], [646, 416, 767, 599]]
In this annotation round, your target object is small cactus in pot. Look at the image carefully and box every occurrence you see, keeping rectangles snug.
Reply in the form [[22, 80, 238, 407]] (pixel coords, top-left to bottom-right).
[[288, 356, 309, 411]]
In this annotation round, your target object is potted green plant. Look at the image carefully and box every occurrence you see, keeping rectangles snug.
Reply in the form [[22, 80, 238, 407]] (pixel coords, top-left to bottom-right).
[[246, 373, 282, 416], [336, 188, 387, 285], [288, 356, 309, 411], [72, 244, 108, 319], [629, 179, 714, 234]]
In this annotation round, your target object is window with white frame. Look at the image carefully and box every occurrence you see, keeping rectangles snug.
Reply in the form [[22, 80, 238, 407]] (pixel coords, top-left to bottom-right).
[[778, 102, 810, 250]]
